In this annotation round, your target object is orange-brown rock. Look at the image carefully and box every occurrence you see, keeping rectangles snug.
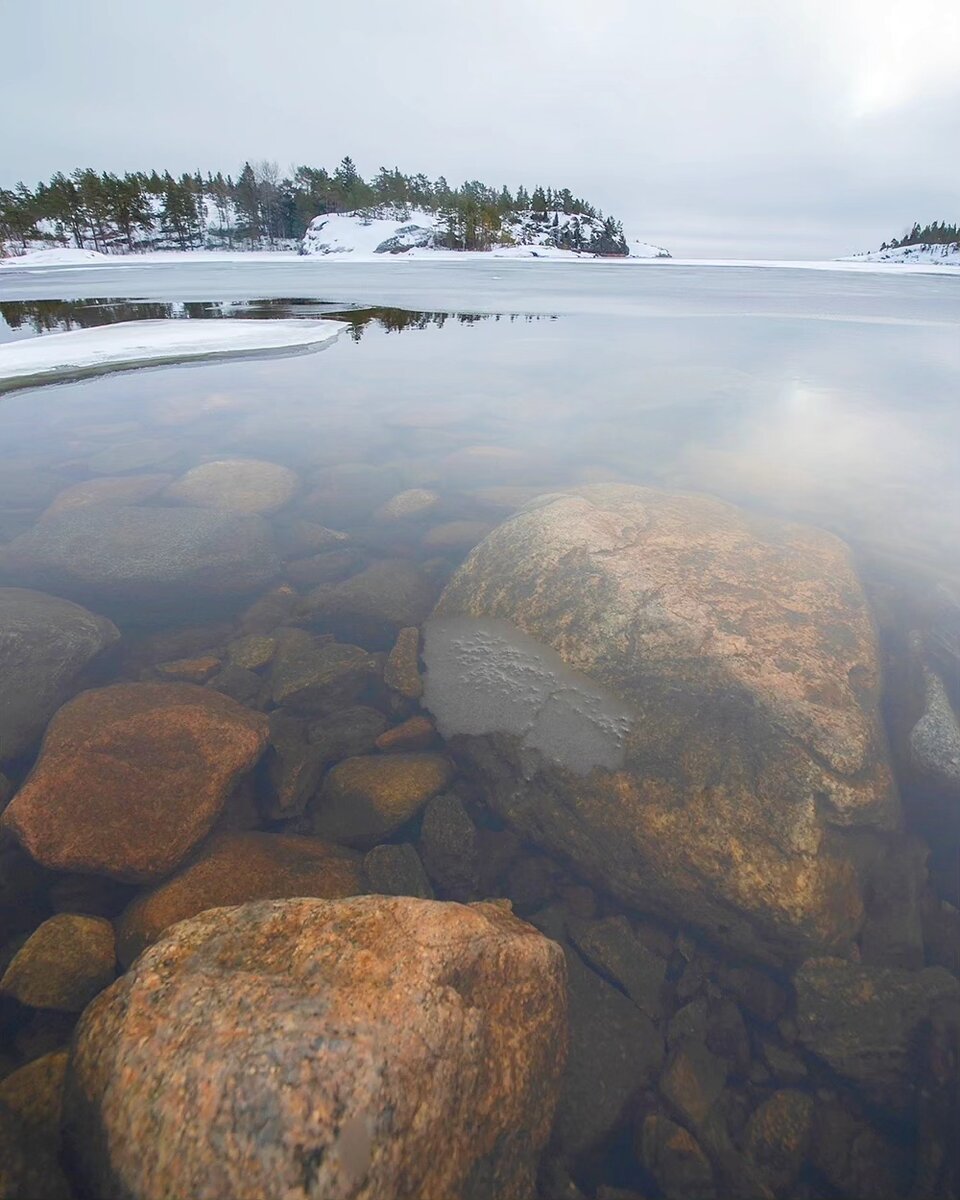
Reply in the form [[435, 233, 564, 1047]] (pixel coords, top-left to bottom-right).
[[64, 896, 567, 1200], [424, 484, 902, 964], [383, 625, 423, 698], [376, 715, 437, 752], [115, 831, 364, 966], [745, 1089, 814, 1195], [152, 655, 221, 684], [313, 753, 454, 847], [0, 914, 115, 1011], [2, 683, 268, 882]]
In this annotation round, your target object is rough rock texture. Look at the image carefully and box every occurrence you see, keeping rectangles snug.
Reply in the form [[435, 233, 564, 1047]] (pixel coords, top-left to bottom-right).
[[910, 664, 960, 794], [3, 505, 279, 613], [2, 683, 268, 881], [0, 914, 115, 1011], [313, 753, 454, 848], [744, 1089, 813, 1196], [164, 458, 299, 513], [418, 792, 479, 899], [383, 626, 423, 698], [376, 715, 437, 752], [0, 1050, 69, 1139], [424, 485, 900, 964], [64, 896, 567, 1200], [42, 473, 173, 518], [363, 843, 434, 899], [226, 633, 277, 671], [115, 831, 364, 966], [270, 631, 378, 714], [153, 654, 221, 684], [794, 956, 960, 1113], [0, 587, 119, 762], [374, 488, 439, 522]]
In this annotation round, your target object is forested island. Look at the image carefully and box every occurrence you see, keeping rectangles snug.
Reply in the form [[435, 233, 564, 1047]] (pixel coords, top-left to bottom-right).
[[880, 220, 959, 251], [0, 159, 639, 257]]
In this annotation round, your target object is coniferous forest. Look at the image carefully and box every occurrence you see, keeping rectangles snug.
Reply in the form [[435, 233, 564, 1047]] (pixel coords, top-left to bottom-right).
[[880, 220, 960, 250], [0, 158, 629, 255]]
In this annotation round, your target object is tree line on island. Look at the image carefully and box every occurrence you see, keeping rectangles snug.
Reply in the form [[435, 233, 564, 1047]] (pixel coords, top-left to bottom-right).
[[0, 158, 629, 256], [880, 220, 959, 250]]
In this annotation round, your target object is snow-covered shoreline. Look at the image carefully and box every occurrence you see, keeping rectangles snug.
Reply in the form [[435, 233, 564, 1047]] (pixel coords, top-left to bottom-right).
[[0, 318, 346, 389], [840, 242, 960, 267], [2, 246, 958, 276]]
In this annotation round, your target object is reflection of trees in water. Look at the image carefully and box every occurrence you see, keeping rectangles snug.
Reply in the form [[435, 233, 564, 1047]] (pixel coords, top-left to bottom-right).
[[0, 299, 222, 333], [343, 308, 552, 342], [0, 298, 555, 339]]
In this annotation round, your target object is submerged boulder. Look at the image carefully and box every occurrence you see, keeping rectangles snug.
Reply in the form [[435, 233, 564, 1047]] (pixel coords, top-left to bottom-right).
[[2, 505, 279, 614], [312, 752, 454, 847], [64, 896, 567, 1200], [2, 683, 268, 882], [115, 831, 364, 966], [0, 587, 119, 762], [0, 913, 115, 1011], [163, 458, 300, 514], [423, 485, 900, 963], [794, 956, 959, 1113]]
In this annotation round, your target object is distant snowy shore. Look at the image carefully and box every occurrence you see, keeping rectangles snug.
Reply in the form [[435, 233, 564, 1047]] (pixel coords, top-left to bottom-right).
[[3, 247, 959, 276], [299, 208, 670, 260], [841, 242, 960, 266]]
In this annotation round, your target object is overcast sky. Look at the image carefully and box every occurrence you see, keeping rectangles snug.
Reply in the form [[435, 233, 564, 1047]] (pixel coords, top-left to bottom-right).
[[2, 0, 957, 257]]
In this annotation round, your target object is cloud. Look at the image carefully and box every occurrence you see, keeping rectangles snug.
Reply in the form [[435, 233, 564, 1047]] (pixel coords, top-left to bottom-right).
[[1, 0, 956, 256]]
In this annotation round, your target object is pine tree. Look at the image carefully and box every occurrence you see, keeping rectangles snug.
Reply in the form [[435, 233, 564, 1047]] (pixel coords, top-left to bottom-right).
[[235, 162, 261, 247]]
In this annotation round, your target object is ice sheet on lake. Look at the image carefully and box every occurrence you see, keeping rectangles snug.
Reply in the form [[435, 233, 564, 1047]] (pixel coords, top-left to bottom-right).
[[0, 318, 347, 388]]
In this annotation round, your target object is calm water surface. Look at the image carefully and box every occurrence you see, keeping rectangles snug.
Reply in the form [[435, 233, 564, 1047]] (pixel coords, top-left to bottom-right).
[[1, 261, 958, 582]]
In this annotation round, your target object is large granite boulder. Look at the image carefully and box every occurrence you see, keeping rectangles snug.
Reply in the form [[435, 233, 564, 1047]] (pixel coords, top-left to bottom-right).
[[423, 485, 901, 964], [64, 896, 567, 1200], [2, 683, 268, 882], [0, 587, 119, 762], [2, 505, 279, 615]]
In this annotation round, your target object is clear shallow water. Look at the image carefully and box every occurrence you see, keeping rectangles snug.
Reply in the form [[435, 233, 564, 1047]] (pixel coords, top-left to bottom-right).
[[1, 262, 959, 1197], [1, 262, 958, 583]]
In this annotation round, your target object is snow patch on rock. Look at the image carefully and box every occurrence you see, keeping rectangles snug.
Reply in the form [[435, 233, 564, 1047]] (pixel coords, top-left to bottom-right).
[[422, 614, 634, 776]]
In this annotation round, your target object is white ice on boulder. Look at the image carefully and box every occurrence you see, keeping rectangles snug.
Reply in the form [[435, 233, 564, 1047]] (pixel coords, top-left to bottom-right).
[[0, 318, 346, 387]]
